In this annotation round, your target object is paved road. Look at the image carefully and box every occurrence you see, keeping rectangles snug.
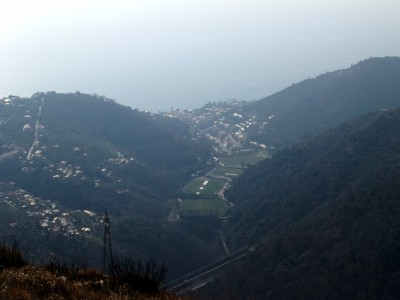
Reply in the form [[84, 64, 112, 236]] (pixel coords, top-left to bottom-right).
[[166, 245, 258, 294], [26, 100, 43, 160]]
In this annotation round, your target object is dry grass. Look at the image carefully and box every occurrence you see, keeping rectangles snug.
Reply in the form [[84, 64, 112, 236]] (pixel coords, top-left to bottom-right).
[[0, 241, 182, 299], [0, 266, 183, 300]]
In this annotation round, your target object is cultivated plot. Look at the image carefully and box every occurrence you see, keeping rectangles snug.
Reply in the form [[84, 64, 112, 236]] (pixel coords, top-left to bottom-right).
[[180, 199, 227, 217]]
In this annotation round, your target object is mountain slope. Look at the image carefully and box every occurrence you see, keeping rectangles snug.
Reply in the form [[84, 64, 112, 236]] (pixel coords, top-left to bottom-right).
[[0, 92, 209, 211], [0, 92, 216, 278], [41, 92, 209, 170], [207, 109, 400, 299], [244, 56, 400, 147]]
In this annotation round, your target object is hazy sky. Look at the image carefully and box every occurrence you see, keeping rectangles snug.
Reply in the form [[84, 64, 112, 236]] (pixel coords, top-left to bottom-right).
[[0, 0, 399, 111]]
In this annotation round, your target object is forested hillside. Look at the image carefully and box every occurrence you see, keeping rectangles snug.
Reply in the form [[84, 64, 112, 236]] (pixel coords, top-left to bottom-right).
[[244, 57, 400, 148], [0, 92, 217, 278], [201, 109, 400, 299]]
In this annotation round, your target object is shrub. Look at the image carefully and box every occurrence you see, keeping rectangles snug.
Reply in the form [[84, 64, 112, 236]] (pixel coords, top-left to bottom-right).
[[43, 258, 81, 281], [0, 238, 28, 271], [109, 256, 167, 294]]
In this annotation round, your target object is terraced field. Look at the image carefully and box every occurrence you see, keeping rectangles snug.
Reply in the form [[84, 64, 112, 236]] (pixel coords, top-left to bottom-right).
[[211, 167, 243, 177], [218, 150, 269, 167]]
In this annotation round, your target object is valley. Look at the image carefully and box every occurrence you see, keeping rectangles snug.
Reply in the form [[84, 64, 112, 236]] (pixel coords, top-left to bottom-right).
[[0, 91, 277, 282], [0, 57, 400, 299], [0, 94, 271, 243], [0, 93, 217, 276]]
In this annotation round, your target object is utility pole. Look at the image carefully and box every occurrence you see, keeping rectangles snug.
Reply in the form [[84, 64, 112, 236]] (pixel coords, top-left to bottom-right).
[[103, 209, 114, 273]]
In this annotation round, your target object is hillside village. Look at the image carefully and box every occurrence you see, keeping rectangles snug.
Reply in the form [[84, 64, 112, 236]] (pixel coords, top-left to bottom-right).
[[0, 95, 135, 187], [0, 96, 136, 239], [0, 181, 100, 237]]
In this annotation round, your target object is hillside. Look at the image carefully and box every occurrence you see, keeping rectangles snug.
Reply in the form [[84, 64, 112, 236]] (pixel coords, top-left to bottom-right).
[[244, 56, 400, 147], [0, 92, 216, 278], [201, 109, 400, 299]]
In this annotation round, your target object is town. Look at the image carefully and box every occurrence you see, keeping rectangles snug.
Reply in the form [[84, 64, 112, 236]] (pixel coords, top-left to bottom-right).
[[162, 100, 269, 155]]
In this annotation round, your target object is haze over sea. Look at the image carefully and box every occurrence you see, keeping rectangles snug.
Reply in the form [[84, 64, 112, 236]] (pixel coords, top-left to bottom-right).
[[1, 0, 399, 112]]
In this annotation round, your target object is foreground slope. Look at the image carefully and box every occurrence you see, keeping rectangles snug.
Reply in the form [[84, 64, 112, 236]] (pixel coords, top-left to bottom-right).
[[0, 241, 178, 299], [245, 56, 400, 147], [206, 109, 400, 299]]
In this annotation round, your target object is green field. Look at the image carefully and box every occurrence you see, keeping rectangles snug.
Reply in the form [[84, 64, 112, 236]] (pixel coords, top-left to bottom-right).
[[180, 199, 227, 217], [182, 177, 225, 196], [218, 150, 269, 167]]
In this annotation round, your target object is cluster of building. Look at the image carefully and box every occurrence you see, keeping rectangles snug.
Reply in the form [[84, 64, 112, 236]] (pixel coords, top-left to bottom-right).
[[163, 100, 267, 154], [0, 184, 99, 237]]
